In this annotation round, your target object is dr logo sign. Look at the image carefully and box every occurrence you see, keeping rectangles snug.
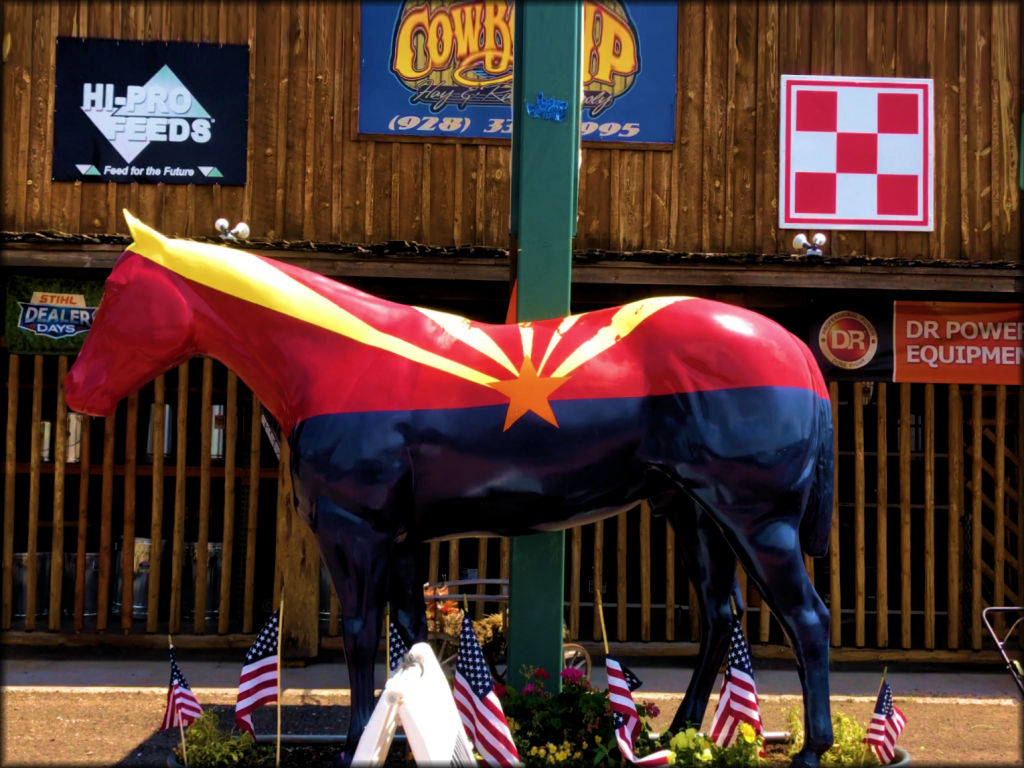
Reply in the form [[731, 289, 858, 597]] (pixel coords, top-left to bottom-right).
[[390, 0, 640, 117]]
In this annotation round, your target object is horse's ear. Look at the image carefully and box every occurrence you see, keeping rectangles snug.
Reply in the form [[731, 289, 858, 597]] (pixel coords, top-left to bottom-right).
[[123, 209, 166, 257]]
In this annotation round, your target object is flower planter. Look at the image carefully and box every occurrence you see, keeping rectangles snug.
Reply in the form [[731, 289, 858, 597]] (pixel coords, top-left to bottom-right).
[[166, 733, 409, 768], [648, 731, 909, 767]]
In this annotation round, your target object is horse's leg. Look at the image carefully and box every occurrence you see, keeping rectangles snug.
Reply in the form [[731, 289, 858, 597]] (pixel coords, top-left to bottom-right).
[[701, 498, 833, 767], [658, 493, 741, 732], [386, 535, 429, 648], [314, 497, 394, 767]]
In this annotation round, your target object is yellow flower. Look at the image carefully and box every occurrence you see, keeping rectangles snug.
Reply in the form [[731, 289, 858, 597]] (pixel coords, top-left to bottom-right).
[[530, 746, 539, 756], [740, 722, 756, 743], [594, 735, 602, 745], [665, 754, 676, 765], [582, 742, 588, 750], [538, 748, 546, 757], [698, 747, 713, 763]]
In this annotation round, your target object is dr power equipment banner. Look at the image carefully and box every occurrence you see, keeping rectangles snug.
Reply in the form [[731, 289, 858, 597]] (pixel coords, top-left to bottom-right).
[[53, 38, 249, 185]]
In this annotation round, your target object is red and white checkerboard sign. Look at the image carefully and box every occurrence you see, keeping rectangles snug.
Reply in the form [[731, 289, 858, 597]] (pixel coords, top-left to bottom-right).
[[779, 75, 934, 231]]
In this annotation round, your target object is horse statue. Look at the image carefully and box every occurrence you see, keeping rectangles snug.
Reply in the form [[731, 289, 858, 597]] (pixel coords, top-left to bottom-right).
[[66, 211, 836, 766]]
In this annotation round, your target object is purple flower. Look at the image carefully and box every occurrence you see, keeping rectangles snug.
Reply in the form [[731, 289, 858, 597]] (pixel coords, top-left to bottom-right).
[[522, 683, 536, 696], [561, 668, 585, 684]]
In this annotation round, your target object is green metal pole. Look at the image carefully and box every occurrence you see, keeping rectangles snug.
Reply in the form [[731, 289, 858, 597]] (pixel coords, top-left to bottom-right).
[[507, 0, 583, 693]]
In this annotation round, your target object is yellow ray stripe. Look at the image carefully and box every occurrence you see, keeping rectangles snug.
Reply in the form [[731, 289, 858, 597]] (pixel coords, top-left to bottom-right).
[[519, 324, 534, 361], [123, 211, 500, 387], [536, 314, 582, 375], [548, 297, 692, 379], [414, 307, 519, 376]]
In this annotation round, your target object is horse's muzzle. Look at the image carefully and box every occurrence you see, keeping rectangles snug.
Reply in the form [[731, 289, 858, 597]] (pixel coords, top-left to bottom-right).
[[64, 367, 118, 417]]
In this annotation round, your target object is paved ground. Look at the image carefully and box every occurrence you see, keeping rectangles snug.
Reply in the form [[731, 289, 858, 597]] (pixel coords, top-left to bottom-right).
[[3, 647, 1021, 766], [4, 646, 1022, 701]]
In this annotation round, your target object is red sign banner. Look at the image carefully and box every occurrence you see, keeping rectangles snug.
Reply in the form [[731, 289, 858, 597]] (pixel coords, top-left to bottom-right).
[[894, 301, 1024, 385]]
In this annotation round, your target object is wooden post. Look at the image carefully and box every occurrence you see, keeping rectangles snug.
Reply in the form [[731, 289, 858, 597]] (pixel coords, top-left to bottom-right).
[[854, 382, 866, 648], [74, 415, 91, 632], [640, 500, 651, 642], [194, 359, 213, 634], [569, 529, 581, 639], [26, 356, 44, 631], [666, 523, 676, 642], [617, 510, 628, 642], [96, 405, 116, 633], [428, 542, 440, 584], [448, 541, 460, 586], [147, 375, 166, 634], [276, 440, 319, 659], [971, 385, 983, 649], [2, 354, 19, 630], [49, 357, 69, 630], [829, 381, 841, 647], [947, 384, 962, 650], [924, 384, 935, 650], [477, 537, 490, 621], [993, 386, 1006, 636], [169, 361, 189, 634], [900, 383, 912, 650], [736, 565, 748, 639], [689, 581, 699, 642], [592, 520, 604, 642], [219, 371, 238, 635], [243, 394, 262, 634], [876, 382, 888, 648], [121, 392, 139, 632]]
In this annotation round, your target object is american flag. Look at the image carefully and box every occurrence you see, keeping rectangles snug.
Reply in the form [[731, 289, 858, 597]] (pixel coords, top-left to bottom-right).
[[388, 618, 409, 673], [709, 616, 764, 752], [864, 680, 906, 765], [161, 646, 203, 730], [606, 658, 675, 766], [234, 609, 280, 738], [452, 613, 520, 767]]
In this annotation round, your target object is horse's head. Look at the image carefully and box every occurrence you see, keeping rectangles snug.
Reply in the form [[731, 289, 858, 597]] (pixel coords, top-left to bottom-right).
[[65, 211, 195, 416]]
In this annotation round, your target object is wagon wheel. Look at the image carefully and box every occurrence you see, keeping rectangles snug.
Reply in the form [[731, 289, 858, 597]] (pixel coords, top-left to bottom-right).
[[486, 643, 592, 687], [427, 631, 460, 678], [563, 643, 592, 681]]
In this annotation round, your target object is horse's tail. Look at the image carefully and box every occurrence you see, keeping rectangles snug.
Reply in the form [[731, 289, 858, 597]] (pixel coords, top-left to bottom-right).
[[800, 390, 834, 559]]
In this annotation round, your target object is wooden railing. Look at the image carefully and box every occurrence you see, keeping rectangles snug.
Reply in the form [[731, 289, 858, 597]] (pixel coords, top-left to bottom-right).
[[2, 353, 1021, 662]]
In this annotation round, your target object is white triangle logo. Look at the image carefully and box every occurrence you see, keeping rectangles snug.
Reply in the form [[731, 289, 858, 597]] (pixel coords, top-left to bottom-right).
[[76, 164, 93, 175], [81, 65, 210, 164], [198, 166, 214, 176]]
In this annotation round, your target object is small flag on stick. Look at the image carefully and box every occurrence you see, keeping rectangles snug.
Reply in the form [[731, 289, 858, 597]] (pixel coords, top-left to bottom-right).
[[865, 678, 906, 765], [161, 643, 204, 730], [389, 617, 410, 674], [606, 658, 675, 767], [234, 608, 280, 738], [452, 613, 520, 767], [709, 614, 765, 752]]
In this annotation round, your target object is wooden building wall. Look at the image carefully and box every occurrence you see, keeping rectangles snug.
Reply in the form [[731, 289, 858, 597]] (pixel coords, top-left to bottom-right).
[[1, 0, 1021, 260], [3, 352, 1022, 661]]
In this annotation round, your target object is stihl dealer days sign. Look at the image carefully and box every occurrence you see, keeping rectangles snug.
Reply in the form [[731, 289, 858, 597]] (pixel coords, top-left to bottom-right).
[[53, 38, 249, 185]]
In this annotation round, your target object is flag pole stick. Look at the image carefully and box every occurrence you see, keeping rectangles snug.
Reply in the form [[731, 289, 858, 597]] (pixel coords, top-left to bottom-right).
[[276, 596, 284, 768], [595, 588, 609, 657], [385, 602, 391, 679], [863, 667, 888, 765], [169, 634, 188, 767]]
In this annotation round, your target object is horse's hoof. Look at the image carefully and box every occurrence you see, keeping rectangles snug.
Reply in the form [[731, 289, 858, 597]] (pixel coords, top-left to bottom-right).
[[788, 749, 822, 768]]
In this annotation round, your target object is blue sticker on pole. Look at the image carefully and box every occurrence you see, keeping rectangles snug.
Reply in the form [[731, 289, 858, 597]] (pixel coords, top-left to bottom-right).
[[526, 93, 568, 123]]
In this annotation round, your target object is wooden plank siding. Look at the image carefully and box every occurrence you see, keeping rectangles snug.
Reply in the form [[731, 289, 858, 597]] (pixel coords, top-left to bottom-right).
[[5, 352, 1018, 657], [1, 1, 1019, 262]]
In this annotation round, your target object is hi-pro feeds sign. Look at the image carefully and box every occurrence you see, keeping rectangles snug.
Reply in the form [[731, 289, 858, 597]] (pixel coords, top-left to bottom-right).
[[53, 38, 249, 185]]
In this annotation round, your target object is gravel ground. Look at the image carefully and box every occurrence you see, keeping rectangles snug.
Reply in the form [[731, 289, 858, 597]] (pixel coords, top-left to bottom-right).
[[2, 689, 1021, 767]]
